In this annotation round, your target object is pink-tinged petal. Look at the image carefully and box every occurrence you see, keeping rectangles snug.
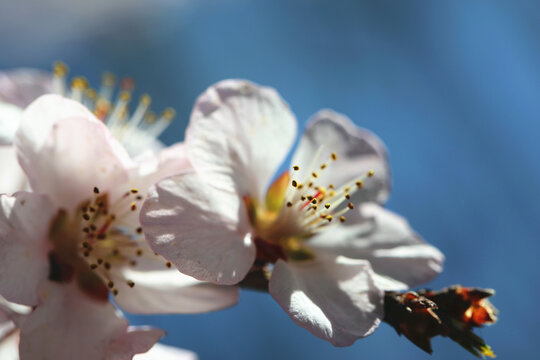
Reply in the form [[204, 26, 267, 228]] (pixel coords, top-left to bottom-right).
[[0, 69, 53, 108], [269, 256, 383, 347], [0, 327, 18, 360], [14, 281, 159, 360], [106, 326, 164, 360], [291, 109, 391, 204], [15, 95, 133, 210], [112, 268, 238, 314], [187, 80, 297, 201], [0, 192, 58, 306], [114, 142, 192, 227], [308, 203, 444, 290], [140, 173, 255, 285], [134, 343, 197, 360], [0, 102, 22, 145], [0, 146, 27, 194]]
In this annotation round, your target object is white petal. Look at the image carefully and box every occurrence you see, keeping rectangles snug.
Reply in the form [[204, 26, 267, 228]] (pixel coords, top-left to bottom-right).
[[187, 79, 296, 201], [0, 146, 27, 194], [140, 173, 255, 285], [0, 327, 18, 360], [14, 282, 162, 360], [0, 69, 53, 108], [106, 326, 165, 360], [269, 256, 383, 347], [134, 343, 197, 360], [15, 95, 133, 210], [308, 203, 444, 290], [0, 192, 58, 306], [0, 102, 22, 145], [291, 109, 391, 204], [112, 268, 238, 314]]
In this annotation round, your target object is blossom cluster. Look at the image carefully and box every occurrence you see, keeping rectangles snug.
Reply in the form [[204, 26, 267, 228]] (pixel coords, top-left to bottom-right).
[[0, 65, 487, 359]]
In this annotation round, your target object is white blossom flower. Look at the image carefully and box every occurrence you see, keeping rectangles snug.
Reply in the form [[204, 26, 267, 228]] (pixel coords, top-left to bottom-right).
[[140, 80, 444, 346], [0, 77, 238, 358]]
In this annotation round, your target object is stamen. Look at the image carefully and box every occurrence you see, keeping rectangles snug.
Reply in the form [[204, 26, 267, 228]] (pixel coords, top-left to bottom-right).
[[293, 165, 300, 171]]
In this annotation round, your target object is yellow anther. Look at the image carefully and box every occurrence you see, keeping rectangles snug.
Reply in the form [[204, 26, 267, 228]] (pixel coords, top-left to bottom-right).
[[93, 187, 100, 194], [140, 94, 151, 105], [112, 289, 119, 296], [162, 108, 176, 121], [328, 184, 335, 189], [145, 112, 157, 124], [345, 193, 351, 200], [85, 89, 97, 99], [311, 198, 317, 204], [166, 262, 172, 268], [325, 203, 331, 209], [297, 183, 304, 189], [120, 91, 131, 102], [130, 202, 137, 211], [292, 180, 298, 188], [340, 216, 346, 223], [293, 165, 300, 171], [348, 203, 355, 210], [356, 180, 363, 188], [53, 61, 69, 77], [326, 215, 333, 222], [286, 201, 293, 207], [331, 152, 338, 161], [300, 196, 306, 201], [367, 170, 375, 177], [107, 281, 114, 289], [130, 188, 139, 194], [127, 280, 135, 288], [308, 182, 313, 188], [320, 163, 327, 170], [71, 76, 88, 89], [329, 190, 336, 197], [312, 172, 318, 178], [344, 186, 350, 192]]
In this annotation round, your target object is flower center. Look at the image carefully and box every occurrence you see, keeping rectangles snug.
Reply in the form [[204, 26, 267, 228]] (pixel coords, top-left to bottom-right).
[[248, 149, 374, 263], [52, 62, 175, 156], [47, 187, 171, 300]]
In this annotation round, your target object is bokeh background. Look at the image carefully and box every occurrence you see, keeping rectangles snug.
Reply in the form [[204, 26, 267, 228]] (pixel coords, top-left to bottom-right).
[[1, 0, 538, 358]]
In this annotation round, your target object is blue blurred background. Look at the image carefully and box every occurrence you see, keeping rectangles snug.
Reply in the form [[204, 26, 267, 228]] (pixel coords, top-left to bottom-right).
[[1, 0, 538, 358]]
